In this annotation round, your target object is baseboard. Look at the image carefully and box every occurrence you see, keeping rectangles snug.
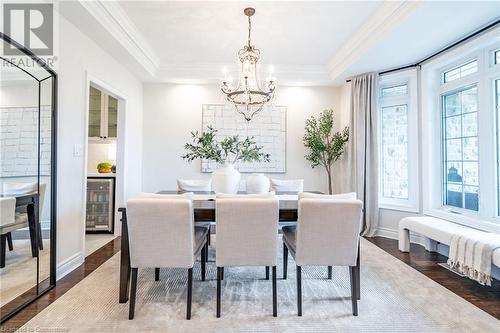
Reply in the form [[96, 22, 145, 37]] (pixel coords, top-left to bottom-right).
[[56, 252, 84, 281], [372, 226, 427, 247]]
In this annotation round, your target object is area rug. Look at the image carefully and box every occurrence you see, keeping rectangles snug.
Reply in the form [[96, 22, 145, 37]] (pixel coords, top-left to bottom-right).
[[20, 238, 500, 332]]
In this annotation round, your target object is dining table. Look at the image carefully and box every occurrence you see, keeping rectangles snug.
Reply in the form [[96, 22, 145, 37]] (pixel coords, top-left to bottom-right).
[[0, 192, 41, 268], [117, 190, 360, 303]]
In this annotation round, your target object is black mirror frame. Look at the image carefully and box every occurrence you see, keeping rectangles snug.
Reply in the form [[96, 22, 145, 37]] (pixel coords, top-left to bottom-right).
[[0, 32, 57, 324]]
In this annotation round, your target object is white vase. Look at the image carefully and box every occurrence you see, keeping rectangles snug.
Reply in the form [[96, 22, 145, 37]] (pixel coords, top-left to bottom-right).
[[211, 163, 241, 194], [246, 173, 270, 194]]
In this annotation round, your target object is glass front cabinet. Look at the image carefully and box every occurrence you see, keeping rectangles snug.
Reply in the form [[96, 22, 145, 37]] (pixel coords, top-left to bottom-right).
[[88, 85, 118, 141]]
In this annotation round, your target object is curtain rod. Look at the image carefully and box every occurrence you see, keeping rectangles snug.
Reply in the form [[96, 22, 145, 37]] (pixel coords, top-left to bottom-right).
[[345, 17, 500, 83]]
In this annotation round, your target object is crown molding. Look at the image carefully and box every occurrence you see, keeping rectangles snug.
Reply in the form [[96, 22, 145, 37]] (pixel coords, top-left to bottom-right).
[[155, 63, 333, 86], [327, 1, 422, 81], [78, 0, 160, 76]]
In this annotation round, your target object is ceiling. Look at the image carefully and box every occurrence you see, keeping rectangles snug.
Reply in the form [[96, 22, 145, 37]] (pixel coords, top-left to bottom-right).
[[60, 1, 500, 86]]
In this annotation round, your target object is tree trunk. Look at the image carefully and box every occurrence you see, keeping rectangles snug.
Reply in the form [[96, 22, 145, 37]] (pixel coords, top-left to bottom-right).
[[326, 167, 333, 195]]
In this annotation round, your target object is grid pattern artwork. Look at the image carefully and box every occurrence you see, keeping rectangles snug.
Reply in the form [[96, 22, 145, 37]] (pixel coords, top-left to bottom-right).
[[381, 104, 409, 199], [0, 105, 52, 177], [442, 86, 479, 211], [201, 104, 286, 173]]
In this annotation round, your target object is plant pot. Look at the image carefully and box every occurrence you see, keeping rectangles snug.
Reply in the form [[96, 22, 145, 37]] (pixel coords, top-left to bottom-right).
[[246, 173, 270, 194], [211, 163, 241, 194]]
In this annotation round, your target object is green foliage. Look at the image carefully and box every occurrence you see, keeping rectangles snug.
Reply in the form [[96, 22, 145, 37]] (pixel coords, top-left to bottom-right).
[[303, 110, 349, 193], [182, 126, 270, 164]]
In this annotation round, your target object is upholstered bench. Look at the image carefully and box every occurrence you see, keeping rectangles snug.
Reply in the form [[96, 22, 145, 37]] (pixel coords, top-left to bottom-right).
[[398, 216, 500, 268]]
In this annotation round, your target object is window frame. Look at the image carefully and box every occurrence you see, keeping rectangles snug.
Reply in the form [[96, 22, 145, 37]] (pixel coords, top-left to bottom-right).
[[421, 30, 500, 233], [378, 70, 419, 213]]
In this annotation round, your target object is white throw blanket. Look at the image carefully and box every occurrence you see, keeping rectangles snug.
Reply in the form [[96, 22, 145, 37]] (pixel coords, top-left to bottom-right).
[[447, 232, 500, 286]]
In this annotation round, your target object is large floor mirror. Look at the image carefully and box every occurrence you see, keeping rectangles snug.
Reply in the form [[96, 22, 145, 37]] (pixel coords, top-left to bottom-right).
[[0, 33, 57, 323]]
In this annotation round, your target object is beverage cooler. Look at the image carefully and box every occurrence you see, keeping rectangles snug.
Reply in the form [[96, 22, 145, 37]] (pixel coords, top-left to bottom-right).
[[86, 177, 115, 233]]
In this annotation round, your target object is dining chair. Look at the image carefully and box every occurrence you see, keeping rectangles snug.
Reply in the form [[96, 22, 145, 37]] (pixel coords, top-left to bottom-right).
[[0, 197, 16, 268], [215, 193, 279, 317], [282, 197, 363, 316], [269, 179, 304, 192], [177, 179, 211, 192], [297, 191, 358, 279], [1, 182, 46, 254], [126, 197, 209, 320]]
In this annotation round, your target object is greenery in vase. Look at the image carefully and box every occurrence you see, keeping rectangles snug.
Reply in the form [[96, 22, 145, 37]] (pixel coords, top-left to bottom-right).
[[182, 126, 271, 165], [303, 109, 349, 194]]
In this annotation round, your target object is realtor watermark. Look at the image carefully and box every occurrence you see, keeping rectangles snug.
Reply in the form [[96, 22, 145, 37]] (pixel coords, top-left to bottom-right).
[[1, 1, 58, 70]]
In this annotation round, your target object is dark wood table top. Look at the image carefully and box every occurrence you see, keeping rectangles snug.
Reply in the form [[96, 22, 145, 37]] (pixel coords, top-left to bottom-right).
[[0, 192, 38, 206], [118, 191, 322, 212]]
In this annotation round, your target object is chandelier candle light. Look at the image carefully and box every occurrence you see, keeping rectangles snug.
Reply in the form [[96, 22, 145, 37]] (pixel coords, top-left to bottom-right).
[[221, 7, 276, 122]]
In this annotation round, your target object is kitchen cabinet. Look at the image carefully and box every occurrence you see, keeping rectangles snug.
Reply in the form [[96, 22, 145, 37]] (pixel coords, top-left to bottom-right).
[[89, 85, 118, 141]]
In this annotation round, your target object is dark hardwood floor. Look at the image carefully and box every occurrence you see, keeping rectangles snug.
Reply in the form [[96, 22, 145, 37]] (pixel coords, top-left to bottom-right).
[[0, 236, 121, 331], [1, 235, 498, 331], [366, 236, 500, 320]]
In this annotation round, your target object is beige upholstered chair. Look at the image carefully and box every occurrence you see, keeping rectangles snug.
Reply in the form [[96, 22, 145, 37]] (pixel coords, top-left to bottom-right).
[[126, 197, 209, 320], [296, 191, 358, 279], [215, 194, 279, 317], [0, 197, 16, 267], [282, 197, 363, 316], [177, 179, 211, 192], [270, 179, 304, 192], [1, 182, 46, 259]]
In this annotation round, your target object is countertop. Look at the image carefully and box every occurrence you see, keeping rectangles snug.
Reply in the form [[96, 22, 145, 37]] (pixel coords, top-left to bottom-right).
[[87, 173, 116, 178]]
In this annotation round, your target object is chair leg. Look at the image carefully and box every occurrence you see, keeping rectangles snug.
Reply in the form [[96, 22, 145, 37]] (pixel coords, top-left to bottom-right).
[[129, 268, 138, 320], [283, 243, 288, 280], [6, 233, 13, 251], [221, 267, 224, 280], [349, 266, 358, 316], [356, 243, 360, 300], [216, 267, 222, 318], [187, 267, 193, 320], [207, 229, 211, 246], [205, 241, 209, 263], [272, 266, 277, 317], [201, 244, 206, 281], [266, 266, 270, 280], [37, 222, 43, 250], [155, 268, 160, 281], [296, 265, 302, 316], [328, 266, 332, 279], [0, 235, 6, 268]]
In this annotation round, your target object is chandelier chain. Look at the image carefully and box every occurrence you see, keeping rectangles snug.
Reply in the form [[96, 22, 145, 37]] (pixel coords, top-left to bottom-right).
[[247, 15, 252, 47]]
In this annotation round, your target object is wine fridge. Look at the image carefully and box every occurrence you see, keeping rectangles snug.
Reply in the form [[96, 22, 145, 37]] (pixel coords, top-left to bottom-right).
[[86, 177, 115, 233]]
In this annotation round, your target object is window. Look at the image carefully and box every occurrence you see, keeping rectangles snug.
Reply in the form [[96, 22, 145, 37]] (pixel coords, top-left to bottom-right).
[[496, 80, 500, 215], [442, 86, 479, 211], [421, 34, 500, 230], [381, 84, 408, 97], [443, 60, 478, 83], [378, 73, 418, 212], [381, 104, 408, 199], [495, 50, 500, 65]]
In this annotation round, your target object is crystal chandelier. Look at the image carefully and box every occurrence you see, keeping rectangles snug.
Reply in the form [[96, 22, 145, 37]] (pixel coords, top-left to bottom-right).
[[221, 7, 276, 122]]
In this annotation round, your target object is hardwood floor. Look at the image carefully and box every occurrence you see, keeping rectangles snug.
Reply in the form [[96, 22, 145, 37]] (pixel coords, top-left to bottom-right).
[[366, 236, 500, 320], [1, 235, 498, 331], [0, 236, 120, 331]]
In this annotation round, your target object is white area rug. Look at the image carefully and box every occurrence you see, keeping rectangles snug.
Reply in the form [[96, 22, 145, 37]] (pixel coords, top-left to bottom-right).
[[21, 239, 500, 332]]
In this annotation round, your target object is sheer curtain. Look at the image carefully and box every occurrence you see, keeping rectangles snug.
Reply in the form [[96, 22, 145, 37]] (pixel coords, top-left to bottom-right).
[[348, 73, 379, 236]]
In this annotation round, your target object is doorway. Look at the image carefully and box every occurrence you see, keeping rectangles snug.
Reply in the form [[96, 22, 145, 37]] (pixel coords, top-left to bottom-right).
[[83, 75, 125, 257]]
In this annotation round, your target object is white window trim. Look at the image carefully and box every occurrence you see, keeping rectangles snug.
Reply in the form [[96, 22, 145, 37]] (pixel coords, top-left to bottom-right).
[[378, 70, 419, 213], [421, 26, 500, 233]]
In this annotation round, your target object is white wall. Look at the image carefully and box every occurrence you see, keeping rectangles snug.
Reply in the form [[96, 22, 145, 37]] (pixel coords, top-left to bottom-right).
[[55, 15, 143, 277], [87, 142, 116, 173], [142, 84, 342, 194]]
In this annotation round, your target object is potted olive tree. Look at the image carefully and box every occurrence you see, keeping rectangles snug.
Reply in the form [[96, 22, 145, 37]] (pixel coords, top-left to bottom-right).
[[303, 109, 349, 194], [182, 126, 270, 193]]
